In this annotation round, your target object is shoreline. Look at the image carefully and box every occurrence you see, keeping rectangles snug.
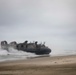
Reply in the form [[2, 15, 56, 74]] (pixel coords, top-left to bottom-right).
[[0, 54, 76, 63], [0, 53, 76, 63]]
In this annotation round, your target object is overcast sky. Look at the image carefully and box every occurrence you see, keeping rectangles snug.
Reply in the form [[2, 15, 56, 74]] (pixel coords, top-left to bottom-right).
[[0, 0, 76, 51]]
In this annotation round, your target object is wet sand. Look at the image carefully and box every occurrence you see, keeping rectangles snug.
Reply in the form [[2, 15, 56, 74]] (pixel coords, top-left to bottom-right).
[[0, 55, 76, 75]]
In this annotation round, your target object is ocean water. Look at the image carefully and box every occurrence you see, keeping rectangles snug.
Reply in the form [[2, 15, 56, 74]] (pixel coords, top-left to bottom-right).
[[0, 46, 76, 62]]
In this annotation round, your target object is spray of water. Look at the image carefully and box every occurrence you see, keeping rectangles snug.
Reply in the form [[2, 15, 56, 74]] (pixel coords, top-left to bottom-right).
[[0, 46, 40, 62]]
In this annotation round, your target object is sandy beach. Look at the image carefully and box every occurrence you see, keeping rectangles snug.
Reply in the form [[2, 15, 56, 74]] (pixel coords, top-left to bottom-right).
[[0, 55, 76, 75]]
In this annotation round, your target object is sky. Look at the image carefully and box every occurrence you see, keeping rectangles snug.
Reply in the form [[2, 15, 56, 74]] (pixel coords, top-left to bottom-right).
[[0, 0, 76, 51]]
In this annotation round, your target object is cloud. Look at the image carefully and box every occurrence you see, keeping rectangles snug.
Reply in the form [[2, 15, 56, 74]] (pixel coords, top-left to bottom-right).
[[0, 0, 75, 26]]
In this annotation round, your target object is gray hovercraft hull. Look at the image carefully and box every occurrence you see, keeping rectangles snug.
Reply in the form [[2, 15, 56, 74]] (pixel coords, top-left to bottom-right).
[[18, 48, 51, 55]]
